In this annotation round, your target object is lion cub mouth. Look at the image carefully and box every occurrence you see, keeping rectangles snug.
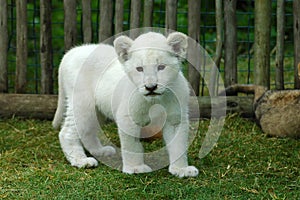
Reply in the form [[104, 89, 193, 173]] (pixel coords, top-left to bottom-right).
[[145, 91, 161, 96]]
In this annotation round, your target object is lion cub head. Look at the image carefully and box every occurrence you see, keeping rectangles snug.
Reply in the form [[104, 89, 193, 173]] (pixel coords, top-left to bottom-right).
[[114, 32, 187, 98]]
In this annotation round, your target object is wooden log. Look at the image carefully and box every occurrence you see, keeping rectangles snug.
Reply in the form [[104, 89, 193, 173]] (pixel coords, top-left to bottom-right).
[[64, 0, 77, 51], [129, 0, 141, 39], [82, 0, 92, 43], [40, 0, 53, 94], [143, 0, 153, 27], [0, 94, 58, 120], [224, 0, 237, 89], [275, 0, 285, 90], [115, 0, 124, 34], [0, 94, 254, 120], [165, 0, 177, 31], [0, 0, 8, 93], [294, 0, 300, 89], [188, 0, 201, 96], [254, 0, 272, 89], [16, 0, 28, 93], [99, 0, 113, 42]]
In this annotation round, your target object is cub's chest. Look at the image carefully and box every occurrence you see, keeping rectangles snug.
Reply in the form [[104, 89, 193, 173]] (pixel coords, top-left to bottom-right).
[[127, 95, 182, 127]]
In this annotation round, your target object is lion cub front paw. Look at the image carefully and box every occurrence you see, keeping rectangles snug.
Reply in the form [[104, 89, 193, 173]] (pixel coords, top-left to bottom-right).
[[169, 165, 199, 178], [123, 164, 152, 174], [71, 157, 98, 168]]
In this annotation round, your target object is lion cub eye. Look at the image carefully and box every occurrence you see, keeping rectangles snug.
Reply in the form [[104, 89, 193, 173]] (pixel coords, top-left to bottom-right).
[[136, 66, 144, 72], [157, 64, 166, 71]]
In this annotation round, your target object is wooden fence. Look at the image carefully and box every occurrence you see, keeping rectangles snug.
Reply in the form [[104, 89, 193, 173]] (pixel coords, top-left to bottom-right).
[[0, 0, 300, 96]]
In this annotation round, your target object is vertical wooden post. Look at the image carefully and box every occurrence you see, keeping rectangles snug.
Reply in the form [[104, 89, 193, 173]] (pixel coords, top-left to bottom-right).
[[143, 0, 153, 27], [40, 0, 53, 94], [254, 0, 272, 89], [188, 0, 201, 96], [275, 0, 285, 90], [115, 0, 124, 34], [214, 0, 223, 69], [0, 0, 8, 93], [16, 0, 28, 93], [99, 0, 113, 42], [210, 0, 223, 96], [224, 0, 237, 89], [82, 0, 92, 43], [64, 0, 77, 51], [130, 0, 141, 39], [166, 0, 177, 31], [294, 0, 300, 88]]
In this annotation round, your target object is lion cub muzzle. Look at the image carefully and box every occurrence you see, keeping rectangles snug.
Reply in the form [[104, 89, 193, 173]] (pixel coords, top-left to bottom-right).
[[145, 84, 161, 96]]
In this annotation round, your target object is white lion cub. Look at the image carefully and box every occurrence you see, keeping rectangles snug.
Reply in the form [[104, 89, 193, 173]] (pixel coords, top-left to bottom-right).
[[53, 32, 199, 177]]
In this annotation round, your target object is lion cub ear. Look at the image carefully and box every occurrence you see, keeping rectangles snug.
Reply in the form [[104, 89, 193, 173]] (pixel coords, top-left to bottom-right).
[[114, 35, 133, 62], [166, 32, 188, 59]]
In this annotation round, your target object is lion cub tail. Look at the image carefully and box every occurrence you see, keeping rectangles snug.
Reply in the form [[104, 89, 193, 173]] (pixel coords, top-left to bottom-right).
[[52, 75, 65, 130]]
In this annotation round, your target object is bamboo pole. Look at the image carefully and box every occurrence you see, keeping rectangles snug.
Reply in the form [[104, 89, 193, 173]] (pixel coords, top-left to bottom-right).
[[166, 0, 177, 31], [115, 0, 124, 34], [294, 0, 300, 88], [40, 0, 53, 94], [0, 0, 8, 93], [254, 0, 272, 89], [15, 0, 28, 93], [275, 0, 285, 90], [64, 0, 77, 51], [99, 0, 113, 42], [188, 0, 201, 96], [143, 0, 153, 27], [224, 0, 237, 90], [82, 0, 92, 43]]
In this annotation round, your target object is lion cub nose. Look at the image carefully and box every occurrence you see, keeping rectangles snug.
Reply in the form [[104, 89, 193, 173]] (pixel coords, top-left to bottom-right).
[[145, 84, 158, 92]]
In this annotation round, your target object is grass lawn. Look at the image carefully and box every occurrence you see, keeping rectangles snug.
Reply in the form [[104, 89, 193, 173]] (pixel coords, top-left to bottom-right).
[[0, 115, 299, 199]]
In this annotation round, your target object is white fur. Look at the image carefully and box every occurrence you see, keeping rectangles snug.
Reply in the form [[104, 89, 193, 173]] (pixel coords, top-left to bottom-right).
[[53, 32, 198, 177]]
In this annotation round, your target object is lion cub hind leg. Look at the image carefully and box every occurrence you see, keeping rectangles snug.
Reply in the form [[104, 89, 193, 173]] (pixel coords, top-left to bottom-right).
[[59, 126, 98, 168]]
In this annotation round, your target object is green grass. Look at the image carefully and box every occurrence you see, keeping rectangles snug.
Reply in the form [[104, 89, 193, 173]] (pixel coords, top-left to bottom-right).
[[0, 116, 299, 199]]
